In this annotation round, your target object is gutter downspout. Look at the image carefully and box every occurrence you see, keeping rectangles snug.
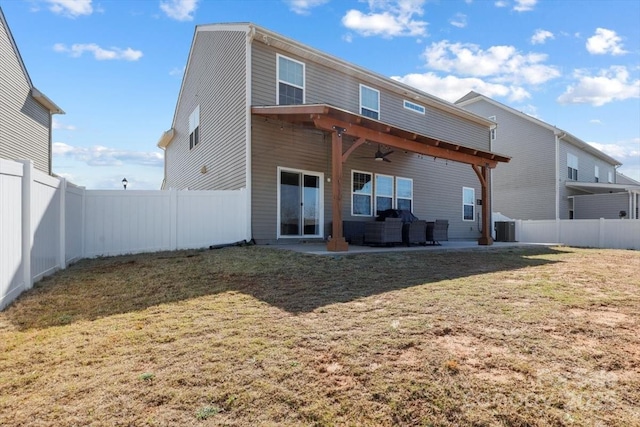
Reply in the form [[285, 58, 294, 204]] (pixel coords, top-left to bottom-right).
[[245, 26, 255, 243], [554, 131, 565, 221]]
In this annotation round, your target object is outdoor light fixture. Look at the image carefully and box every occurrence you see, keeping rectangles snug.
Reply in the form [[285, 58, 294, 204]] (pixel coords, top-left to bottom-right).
[[122, 177, 128, 190]]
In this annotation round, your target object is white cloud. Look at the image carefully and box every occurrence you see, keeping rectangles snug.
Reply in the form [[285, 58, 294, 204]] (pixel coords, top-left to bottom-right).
[[513, 0, 537, 12], [169, 66, 185, 77], [342, 0, 428, 38], [557, 66, 640, 106], [53, 43, 143, 61], [52, 118, 77, 131], [285, 0, 329, 15], [494, 1, 508, 8], [53, 142, 164, 167], [46, 0, 93, 18], [531, 29, 554, 45], [391, 72, 530, 103], [586, 28, 627, 56], [449, 13, 467, 29], [589, 119, 602, 125], [422, 40, 560, 85], [159, 0, 199, 21]]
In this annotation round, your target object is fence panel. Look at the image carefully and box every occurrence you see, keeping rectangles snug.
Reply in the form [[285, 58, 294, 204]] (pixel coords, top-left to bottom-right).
[[517, 218, 640, 250], [83, 191, 172, 258], [0, 159, 25, 310], [602, 219, 640, 250], [176, 189, 247, 249], [30, 169, 62, 282], [65, 183, 85, 264]]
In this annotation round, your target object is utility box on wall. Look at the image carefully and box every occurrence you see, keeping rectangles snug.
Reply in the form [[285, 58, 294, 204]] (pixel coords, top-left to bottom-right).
[[495, 221, 516, 242]]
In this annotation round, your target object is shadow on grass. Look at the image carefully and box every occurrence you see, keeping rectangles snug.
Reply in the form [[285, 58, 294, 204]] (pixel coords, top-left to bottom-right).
[[3, 245, 562, 330]]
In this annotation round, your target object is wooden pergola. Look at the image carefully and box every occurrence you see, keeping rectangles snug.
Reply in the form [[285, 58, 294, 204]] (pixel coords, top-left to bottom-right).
[[252, 104, 511, 252]]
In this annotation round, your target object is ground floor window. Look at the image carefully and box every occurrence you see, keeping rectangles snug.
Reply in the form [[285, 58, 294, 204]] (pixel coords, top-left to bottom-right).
[[352, 170, 373, 216], [396, 178, 413, 211], [278, 167, 323, 238], [375, 174, 393, 214], [463, 187, 475, 221]]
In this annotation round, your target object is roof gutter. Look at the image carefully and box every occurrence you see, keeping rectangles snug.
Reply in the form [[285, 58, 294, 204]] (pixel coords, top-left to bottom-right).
[[31, 88, 64, 114]]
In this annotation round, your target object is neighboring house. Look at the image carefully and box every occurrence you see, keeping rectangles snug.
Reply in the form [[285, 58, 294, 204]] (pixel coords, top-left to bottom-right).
[[0, 7, 63, 175], [456, 91, 639, 220], [158, 23, 510, 251]]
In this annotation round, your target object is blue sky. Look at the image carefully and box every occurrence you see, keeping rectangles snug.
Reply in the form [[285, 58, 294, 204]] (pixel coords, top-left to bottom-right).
[[2, 0, 639, 188]]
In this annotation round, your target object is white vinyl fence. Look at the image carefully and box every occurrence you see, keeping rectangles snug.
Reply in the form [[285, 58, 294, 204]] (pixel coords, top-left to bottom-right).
[[1, 158, 249, 310], [516, 219, 640, 250]]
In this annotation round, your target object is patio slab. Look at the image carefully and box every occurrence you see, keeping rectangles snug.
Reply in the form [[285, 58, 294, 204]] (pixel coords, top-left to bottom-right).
[[269, 240, 558, 256]]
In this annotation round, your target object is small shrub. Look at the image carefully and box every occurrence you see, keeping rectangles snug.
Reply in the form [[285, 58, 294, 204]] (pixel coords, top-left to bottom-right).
[[196, 406, 220, 420], [139, 373, 155, 381]]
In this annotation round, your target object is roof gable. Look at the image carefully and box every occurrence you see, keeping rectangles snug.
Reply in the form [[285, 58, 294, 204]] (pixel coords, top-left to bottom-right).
[[455, 91, 621, 166]]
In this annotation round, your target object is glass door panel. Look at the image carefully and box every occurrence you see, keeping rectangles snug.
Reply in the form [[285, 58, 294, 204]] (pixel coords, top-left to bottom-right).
[[279, 169, 323, 237], [303, 174, 320, 236], [280, 171, 301, 236]]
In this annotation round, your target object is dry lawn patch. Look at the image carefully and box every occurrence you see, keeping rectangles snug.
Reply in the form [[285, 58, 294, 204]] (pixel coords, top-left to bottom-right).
[[1, 245, 639, 426]]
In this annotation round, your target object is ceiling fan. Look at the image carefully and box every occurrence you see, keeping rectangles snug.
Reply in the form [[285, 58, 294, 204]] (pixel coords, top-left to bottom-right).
[[360, 144, 394, 162]]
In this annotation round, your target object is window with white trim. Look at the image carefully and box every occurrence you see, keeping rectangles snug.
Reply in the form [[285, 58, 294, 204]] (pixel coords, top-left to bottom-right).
[[463, 187, 475, 221], [567, 153, 578, 180], [608, 171, 614, 183], [277, 54, 304, 105], [352, 171, 372, 216], [396, 178, 413, 211], [594, 165, 599, 183], [375, 174, 393, 214], [189, 105, 200, 150], [403, 100, 425, 114], [360, 85, 379, 119]]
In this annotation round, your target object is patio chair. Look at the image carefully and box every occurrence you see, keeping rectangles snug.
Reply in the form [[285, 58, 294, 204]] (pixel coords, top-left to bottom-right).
[[364, 217, 403, 246], [426, 220, 449, 245], [402, 220, 427, 246]]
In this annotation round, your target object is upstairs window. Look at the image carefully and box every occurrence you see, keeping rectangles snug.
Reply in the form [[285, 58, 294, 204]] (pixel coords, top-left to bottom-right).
[[189, 105, 200, 150], [277, 54, 304, 105], [489, 116, 497, 141], [396, 178, 413, 211], [608, 171, 614, 183], [403, 100, 425, 115], [594, 165, 599, 183], [360, 85, 379, 119], [463, 187, 475, 221], [567, 153, 578, 181]]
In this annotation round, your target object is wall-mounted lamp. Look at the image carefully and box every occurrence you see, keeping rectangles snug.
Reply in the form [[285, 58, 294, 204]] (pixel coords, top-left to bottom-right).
[[200, 165, 207, 174], [122, 177, 128, 190]]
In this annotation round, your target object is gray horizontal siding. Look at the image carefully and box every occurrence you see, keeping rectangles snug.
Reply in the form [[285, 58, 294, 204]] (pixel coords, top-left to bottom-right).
[[0, 20, 50, 174], [165, 30, 248, 190], [573, 193, 629, 219], [460, 101, 557, 220], [251, 118, 484, 243], [251, 42, 491, 152]]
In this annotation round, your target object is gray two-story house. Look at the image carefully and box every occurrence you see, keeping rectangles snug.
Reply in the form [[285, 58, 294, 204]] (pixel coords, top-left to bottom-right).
[[0, 7, 63, 174], [456, 91, 639, 220], [158, 23, 510, 251]]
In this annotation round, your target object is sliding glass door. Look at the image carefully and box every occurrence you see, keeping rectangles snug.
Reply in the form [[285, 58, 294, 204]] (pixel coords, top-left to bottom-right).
[[278, 168, 323, 238]]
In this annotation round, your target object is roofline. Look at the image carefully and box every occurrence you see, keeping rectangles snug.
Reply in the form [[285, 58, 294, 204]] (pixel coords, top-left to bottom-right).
[[157, 128, 175, 149], [456, 92, 622, 166], [0, 7, 32, 87], [565, 181, 640, 194], [165, 22, 494, 148], [31, 88, 64, 114], [2, 7, 64, 115], [249, 24, 493, 127]]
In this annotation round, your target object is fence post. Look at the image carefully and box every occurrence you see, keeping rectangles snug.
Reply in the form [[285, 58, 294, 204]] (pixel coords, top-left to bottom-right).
[[598, 217, 605, 248], [170, 188, 178, 250], [59, 177, 67, 269], [19, 160, 33, 290], [555, 219, 561, 244]]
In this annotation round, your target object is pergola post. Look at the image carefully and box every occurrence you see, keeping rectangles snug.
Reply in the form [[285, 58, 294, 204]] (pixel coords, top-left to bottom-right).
[[326, 126, 349, 252], [473, 164, 493, 246]]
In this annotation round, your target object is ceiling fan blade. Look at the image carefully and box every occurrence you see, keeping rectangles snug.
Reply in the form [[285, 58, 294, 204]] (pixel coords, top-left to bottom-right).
[[382, 150, 394, 157], [383, 157, 391, 163]]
